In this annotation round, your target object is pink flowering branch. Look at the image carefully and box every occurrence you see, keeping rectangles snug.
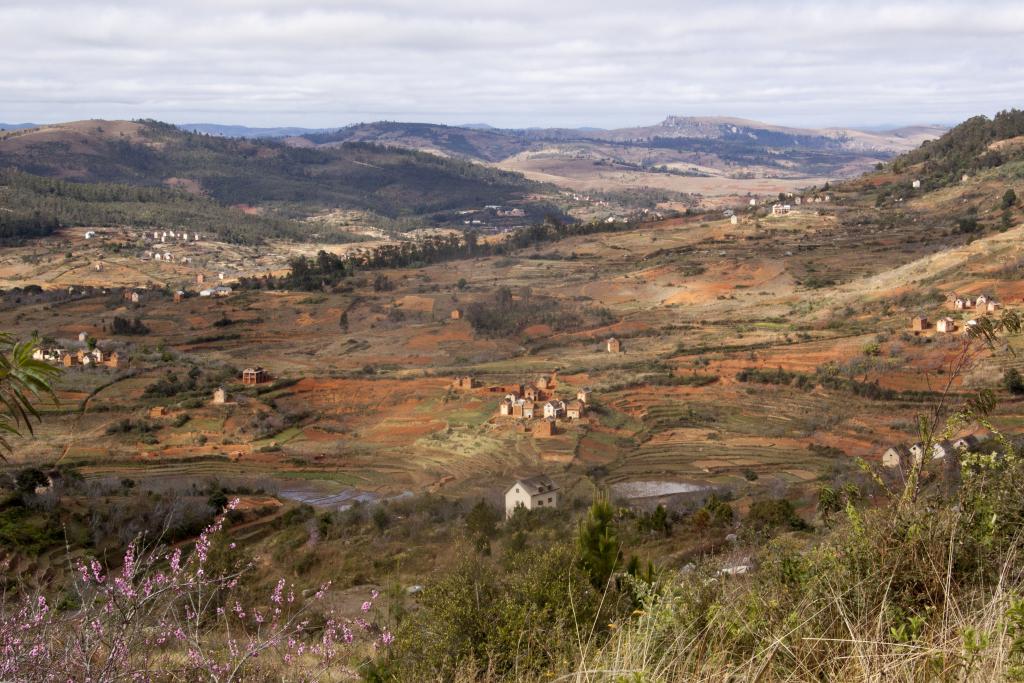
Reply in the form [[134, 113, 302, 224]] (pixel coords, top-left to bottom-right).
[[0, 498, 389, 681]]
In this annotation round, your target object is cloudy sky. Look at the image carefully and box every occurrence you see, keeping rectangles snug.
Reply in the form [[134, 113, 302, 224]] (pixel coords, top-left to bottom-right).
[[1, 0, 1022, 130]]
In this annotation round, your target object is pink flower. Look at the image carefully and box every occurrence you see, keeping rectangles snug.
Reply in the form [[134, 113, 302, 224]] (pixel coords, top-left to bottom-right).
[[361, 601, 372, 613]]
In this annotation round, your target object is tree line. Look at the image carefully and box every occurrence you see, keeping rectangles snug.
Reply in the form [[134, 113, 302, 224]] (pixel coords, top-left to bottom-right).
[[237, 215, 652, 291]]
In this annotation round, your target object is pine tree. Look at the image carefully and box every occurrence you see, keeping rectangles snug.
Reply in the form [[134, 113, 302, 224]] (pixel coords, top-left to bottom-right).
[[577, 496, 620, 589]]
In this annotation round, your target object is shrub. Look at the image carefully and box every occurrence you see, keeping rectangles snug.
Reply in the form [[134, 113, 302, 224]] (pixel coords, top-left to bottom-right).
[[1004, 368, 1024, 395], [110, 316, 149, 335], [746, 497, 810, 536]]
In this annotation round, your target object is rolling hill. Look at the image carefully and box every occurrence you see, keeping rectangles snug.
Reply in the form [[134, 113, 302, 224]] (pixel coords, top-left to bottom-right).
[[0, 119, 557, 241], [284, 116, 946, 183]]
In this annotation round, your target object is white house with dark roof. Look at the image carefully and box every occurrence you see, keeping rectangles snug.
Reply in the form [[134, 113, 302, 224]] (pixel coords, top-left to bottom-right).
[[543, 400, 566, 419], [505, 475, 559, 518]]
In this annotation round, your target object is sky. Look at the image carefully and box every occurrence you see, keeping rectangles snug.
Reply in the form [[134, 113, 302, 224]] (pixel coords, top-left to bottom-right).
[[1, 0, 1022, 130]]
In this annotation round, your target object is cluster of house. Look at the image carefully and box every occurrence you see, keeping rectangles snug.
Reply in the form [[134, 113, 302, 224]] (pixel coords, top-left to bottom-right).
[[910, 294, 1005, 335], [559, 190, 610, 207], [34, 333, 127, 369], [504, 474, 559, 518], [151, 230, 200, 243], [451, 374, 593, 437], [766, 193, 833, 217], [198, 285, 233, 298], [953, 294, 1002, 313], [881, 435, 981, 469], [143, 251, 192, 264]]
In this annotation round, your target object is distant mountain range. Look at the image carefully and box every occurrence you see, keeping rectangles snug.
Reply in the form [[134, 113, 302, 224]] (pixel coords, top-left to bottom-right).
[[0, 123, 39, 131], [176, 116, 945, 180], [179, 123, 330, 138]]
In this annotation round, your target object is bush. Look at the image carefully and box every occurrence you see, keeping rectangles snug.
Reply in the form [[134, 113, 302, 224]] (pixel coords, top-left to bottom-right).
[[746, 497, 810, 536], [1005, 369, 1024, 395], [111, 316, 149, 335], [1003, 188, 1017, 209], [387, 544, 613, 680]]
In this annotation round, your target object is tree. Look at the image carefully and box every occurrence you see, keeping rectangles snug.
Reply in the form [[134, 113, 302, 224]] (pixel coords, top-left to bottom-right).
[[372, 506, 391, 532], [1002, 188, 1017, 209], [0, 333, 60, 459], [747, 498, 810, 536], [494, 285, 513, 309], [15, 467, 48, 494], [111, 316, 149, 335], [1004, 369, 1024, 395], [464, 499, 500, 554], [577, 496, 620, 589], [816, 486, 842, 528]]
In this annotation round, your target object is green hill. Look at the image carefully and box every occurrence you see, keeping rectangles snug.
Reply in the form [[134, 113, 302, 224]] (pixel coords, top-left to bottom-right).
[[0, 119, 556, 241], [895, 108, 1024, 185]]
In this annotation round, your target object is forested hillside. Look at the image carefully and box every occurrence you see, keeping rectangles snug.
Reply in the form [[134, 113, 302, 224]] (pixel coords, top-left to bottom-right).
[[896, 109, 1024, 185], [0, 120, 555, 237], [0, 170, 307, 244]]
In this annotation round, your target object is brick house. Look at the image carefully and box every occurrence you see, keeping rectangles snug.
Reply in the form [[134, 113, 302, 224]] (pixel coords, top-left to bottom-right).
[[212, 387, 228, 404], [911, 316, 929, 332], [936, 317, 956, 333], [606, 338, 622, 353], [512, 399, 535, 419], [576, 388, 592, 404], [452, 376, 475, 390], [565, 399, 585, 419], [242, 367, 269, 385], [533, 419, 557, 438], [450, 308, 462, 320]]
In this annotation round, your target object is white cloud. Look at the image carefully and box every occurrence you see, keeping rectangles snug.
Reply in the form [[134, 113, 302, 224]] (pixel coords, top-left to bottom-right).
[[0, 0, 1021, 128]]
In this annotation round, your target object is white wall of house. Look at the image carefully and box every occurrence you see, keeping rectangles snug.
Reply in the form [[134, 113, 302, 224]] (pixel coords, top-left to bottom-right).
[[504, 483, 559, 518]]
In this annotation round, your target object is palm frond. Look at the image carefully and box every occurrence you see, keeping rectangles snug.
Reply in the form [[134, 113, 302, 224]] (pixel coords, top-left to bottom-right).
[[0, 333, 61, 459]]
